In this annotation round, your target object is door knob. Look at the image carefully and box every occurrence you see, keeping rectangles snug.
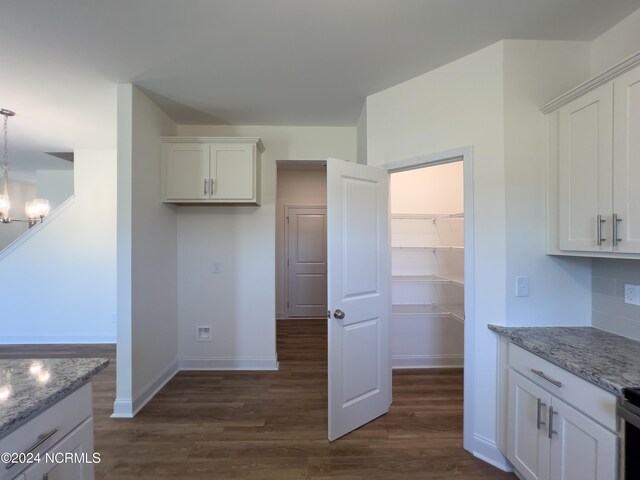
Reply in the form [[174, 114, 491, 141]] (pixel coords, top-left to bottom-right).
[[333, 309, 345, 320]]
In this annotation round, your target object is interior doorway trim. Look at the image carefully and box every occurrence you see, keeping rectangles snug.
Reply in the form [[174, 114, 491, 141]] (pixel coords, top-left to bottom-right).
[[283, 204, 327, 319], [380, 146, 482, 464]]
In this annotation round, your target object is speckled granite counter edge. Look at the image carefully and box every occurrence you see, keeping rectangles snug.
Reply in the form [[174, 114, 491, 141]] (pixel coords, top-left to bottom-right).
[[488, 325, 627, 396], [0, 358, 109, 438]]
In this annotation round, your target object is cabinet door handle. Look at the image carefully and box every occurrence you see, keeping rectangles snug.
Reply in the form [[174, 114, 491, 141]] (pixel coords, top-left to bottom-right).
[[204, 178, 208, 196], [211, 179, 216, 195], [4, 428, 58, 469], [531, 369, 562, 388], [596, 215, 607, 246], [548, 406, 558, 439], [613, 213, 622, 247], [536, 398, 546, 430]]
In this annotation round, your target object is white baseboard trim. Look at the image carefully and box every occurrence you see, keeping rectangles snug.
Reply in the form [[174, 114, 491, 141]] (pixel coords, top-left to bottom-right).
[[132, 359, 179, 416], [392, 354, 463, 369], [179, 357, 279, 371], [111, 359, 179, 419], [111, 399, 134, 418], [471, 433, 512, 472], [0, 335, 117, 345]]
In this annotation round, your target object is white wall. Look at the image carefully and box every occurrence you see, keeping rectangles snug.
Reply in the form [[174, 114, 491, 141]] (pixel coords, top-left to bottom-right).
[[366, 42, 507, 466], [114, 84, 178, 417], [390, 162, 463, 214], [365, 39, 597, 469], [175, 125, 354, 369], [36, 169, 74, 210], [503, 40, 592, 328], [0, 149, 116, 343], [276, 167, 327, 319], [591, 7, 640, 75]]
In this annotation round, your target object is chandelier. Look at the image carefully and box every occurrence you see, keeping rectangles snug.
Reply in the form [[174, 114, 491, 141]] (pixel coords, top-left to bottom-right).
[[0, 108, 50, 228]]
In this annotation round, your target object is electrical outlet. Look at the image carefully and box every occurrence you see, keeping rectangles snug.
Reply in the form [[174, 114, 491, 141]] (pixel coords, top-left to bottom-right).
[[624, 284, 640, 306], [196, 326, 213, 342]]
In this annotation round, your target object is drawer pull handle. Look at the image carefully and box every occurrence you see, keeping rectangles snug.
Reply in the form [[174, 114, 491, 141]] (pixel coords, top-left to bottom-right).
[[531, 369, 563, 388], [548, 406, 558, 439], [4, 428, 58, 470], [536, 398, 547, 430], [596, 214, 607, 246], [613, 213, 622, 247]]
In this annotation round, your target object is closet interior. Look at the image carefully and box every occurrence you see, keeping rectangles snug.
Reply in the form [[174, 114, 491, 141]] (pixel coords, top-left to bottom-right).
[[390, 161, 465, 368]]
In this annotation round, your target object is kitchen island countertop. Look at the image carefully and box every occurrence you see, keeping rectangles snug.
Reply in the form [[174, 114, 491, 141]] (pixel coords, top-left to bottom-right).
[[0, 357, 109, 438], [489, 325, 640, 396]]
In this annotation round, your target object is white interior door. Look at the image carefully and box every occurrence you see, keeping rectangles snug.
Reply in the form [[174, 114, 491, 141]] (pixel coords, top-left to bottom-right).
[[327, 157, 391, 441], [287, 206, 327, 317]]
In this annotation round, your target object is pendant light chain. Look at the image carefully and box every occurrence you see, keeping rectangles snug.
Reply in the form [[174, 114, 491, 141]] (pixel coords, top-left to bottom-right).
[[1, 112, 8, 197], [3, 113, 8, 171]]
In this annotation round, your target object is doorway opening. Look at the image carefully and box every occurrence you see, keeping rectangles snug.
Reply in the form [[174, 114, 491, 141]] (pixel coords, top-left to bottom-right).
[[276, 161, 328, 321], [389, 160, 464, 369], [278, 152, 473, 445], [384, 146, 475, 452]]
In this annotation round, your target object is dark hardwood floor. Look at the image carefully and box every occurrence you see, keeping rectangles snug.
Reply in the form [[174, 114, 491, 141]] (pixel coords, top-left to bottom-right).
[[1, 320, 515, 479]]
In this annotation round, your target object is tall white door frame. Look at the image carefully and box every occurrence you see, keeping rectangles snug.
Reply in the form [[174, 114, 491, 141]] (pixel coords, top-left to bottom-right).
[[381, 146, 476, 456], [284, 204, 327, 318]]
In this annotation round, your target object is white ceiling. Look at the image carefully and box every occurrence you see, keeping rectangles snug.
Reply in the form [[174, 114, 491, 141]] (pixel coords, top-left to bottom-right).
[[3, 0, 640, 175]]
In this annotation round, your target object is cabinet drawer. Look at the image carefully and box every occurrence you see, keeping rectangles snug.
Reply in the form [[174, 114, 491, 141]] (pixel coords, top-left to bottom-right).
[[0, 383, 92, 480], [508, 344, 616, 431]]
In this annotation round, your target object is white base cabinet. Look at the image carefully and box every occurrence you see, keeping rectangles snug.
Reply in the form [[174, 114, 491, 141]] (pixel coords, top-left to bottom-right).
[[162, 137, 264, 205], [508, 370, 617, 480], [1, 384, 96, 480], [22, 418, 94, 480], [505, 345, 618, 480]]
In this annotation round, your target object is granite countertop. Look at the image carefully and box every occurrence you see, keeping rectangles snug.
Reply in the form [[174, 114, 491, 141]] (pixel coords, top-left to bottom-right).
[[488, 325, 640, 396], [0, 358, 109, 439]]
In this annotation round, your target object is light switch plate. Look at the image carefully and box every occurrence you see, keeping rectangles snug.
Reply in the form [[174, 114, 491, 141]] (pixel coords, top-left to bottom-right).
[[516, 276, 529, 297]]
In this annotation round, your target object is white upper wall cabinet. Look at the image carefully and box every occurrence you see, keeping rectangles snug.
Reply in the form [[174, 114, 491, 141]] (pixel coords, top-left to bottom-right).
[[613, 66, 640, 253], [162, 137, 264, 205], [558, 83, 613, 252], [545, 55, 640, 258]]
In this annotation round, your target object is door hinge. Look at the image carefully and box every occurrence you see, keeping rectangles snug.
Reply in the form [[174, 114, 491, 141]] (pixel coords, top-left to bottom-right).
[[286, 216, 289, 224], [287, 301, 290, 309]]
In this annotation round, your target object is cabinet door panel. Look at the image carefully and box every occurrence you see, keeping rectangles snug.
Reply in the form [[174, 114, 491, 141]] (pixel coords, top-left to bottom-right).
[[549, 397, 616, 480], [164, 143, 210, 200], [613, 65, 640, 253], [210, 145, 255, 201], [558, 84, 613, 252], [507, 369, 551, 480]]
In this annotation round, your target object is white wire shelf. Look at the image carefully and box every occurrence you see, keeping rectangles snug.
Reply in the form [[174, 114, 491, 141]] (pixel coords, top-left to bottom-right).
[[392, 245, 464, 251], [392, 303, 465, 323], [392, 274, 464, 286], [392, 213, 464, 220]]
